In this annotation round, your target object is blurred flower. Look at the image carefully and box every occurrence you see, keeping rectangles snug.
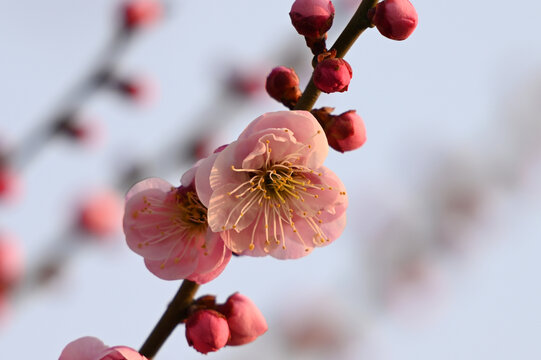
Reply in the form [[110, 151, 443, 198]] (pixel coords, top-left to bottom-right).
[[218, 292, 268, 346], [122, 0, 162, 30], [197, 111, 348, 259], [313, 58, 352, 93], [290, 0, 335, 38], [185, 309, 230, 354], [79, 189, 123, 238], [123, 168, 232, 283], [0, 233, 23, 293], [227, 68, 265, 98], [59, 336, 147, 360], [370, 0, 418, 41]]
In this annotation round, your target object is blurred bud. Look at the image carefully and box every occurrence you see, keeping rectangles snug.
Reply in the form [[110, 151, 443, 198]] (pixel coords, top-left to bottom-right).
[[185, 309, 230, 354], [116, 76, 156, 105], [78, 190, 123, 238], [0, 166, 22, 203], [324, 110, 367, 152], [122, 0, 162, 30], [0, 234, 23, 292], [218, 293, 268, 346], [227, 69, 264, 98], [265, 66, 302, 109], [370, 0, 418, 41], [313, 58, 352, 93], [290, 0, 335, 39], [58, 115, 104, 147]]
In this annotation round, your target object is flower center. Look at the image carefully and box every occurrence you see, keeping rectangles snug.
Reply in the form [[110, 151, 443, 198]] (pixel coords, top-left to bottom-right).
[[175, 189, 208, 234], [224, 139, 344, 253]]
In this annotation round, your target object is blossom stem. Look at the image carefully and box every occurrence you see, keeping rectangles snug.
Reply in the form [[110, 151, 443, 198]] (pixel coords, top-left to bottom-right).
[[139, 280, 200, 359], [294, 0, 378, 111]]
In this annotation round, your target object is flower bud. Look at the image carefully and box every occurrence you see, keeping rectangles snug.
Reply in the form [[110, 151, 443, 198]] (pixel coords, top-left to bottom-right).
[[371, 0, 418, 41], [185, 310, 230, 354], [313, 58, 352, 93], [323, 110, 366, 152], [122, 0, 162, 30], [290, 0, 335, 38], [265, 66, 302, 109], [78, 190, 123, 238], [219, 293, 268, 346]]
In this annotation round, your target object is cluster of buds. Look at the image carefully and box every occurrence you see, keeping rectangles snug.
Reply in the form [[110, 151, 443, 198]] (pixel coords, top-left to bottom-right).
[[290, 0, 335, 55], [185, 293, 268, 354], [311, 107, 366, 152]]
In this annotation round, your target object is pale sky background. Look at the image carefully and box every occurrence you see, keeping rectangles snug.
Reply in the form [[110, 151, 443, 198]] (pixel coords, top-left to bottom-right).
[[1, 0, 541, 359]]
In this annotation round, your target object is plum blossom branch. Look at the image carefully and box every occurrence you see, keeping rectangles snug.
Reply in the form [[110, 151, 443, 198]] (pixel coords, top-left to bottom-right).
[[139, 280, 200, 359], [294, 0, 378, 111]]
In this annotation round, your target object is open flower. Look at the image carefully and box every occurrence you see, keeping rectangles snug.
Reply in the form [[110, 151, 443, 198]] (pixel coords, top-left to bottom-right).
[[123, 165, 232, 283], [196, 111, 348, 259], [59, 336, 147, 360]]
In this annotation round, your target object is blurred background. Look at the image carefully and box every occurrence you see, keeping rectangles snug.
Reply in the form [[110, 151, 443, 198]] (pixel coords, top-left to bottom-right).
[[1, 0, 541, 359]]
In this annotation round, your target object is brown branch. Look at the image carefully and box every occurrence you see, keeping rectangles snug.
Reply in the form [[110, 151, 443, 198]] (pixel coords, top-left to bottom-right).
[[139, 280, 200, 359]]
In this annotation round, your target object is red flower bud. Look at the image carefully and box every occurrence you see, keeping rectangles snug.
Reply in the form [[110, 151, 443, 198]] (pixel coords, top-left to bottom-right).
[[371, 0, 418, 41], [265, 66, 302, 109], [313, 58, 352, 93], [185, 310, 230, 354], [122, 0, 162, 30], [324, 110, 366, 152], [219, 293, 268, 346], [290, 0, 335, 38]]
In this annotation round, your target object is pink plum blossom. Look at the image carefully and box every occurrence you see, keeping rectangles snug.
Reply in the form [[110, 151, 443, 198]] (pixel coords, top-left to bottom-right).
[[196, 111, 348, 259], [123, 165, 232, 283], [59, 336, 147, 360], [185, 309, 230, 354], [218, 292, 268, 346]]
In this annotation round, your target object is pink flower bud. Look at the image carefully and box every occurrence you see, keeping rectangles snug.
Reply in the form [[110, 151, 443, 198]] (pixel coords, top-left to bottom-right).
[[323, 110, 366, 153], [78, 190, 123, 238], [185, 310, 230, 354], [0, 234, 23, 292], [219, 293, 268, 346], [290, 0, 335, 38], [313, 58, 352, 93], [371, 0, 418, 41], [265, 66, 302, 108], [122, 0, 162, 30]]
